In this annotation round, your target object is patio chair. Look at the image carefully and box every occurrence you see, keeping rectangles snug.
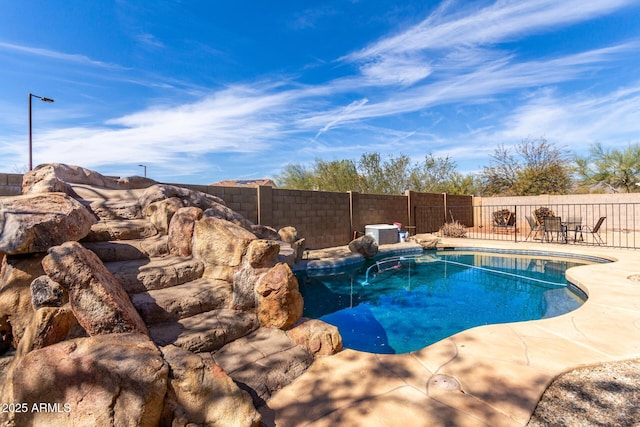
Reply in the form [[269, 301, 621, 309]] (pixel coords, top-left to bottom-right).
[[543, 216, 565, 243], [582, 216, 606, 245], [525, 215, 543, 241], [565, 216, 583, 242]]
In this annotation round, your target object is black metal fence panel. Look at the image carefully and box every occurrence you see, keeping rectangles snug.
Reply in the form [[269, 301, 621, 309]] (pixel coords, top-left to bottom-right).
[[419, 203, 639, 249]]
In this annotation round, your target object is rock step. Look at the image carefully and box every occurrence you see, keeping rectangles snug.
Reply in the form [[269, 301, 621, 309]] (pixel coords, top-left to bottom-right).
[[130, 278, 233, 324], [82, 219, 158, 242], [149, 309, 259, 352], [212, 327, 314, 406], [87, 199, 143, 221], [83, 235, 169, 262], [105, 256, 204, 294]]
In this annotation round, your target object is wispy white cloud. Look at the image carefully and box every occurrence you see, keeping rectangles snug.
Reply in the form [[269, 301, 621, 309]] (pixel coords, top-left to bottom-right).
[[17, 85, 304, 173], [0, 41, 126, 69], [344, 0, 636, 61], [135, 33, 165, 50]]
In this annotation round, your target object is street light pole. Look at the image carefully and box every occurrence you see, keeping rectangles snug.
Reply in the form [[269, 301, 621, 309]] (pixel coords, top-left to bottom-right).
[[138, 164, 147, 177], [28, 93, 55, 171]]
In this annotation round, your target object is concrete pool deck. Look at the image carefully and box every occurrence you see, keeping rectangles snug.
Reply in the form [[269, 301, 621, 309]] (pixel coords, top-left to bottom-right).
[[262, 237, 640, 426]]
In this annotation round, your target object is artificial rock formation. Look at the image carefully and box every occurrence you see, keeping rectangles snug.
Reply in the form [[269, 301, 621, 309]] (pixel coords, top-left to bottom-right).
[[0, 163, 342, 425], [1, 333, 168, 427], [0, 192, 96, 255], [162, 345, 261, 427], [145, 197, 184, 234], [348, 234, 379, 258], [256, 263, 304, 329], [168, 206, 203, 257], [42, 241, 148, 336], [15, 305, 78, 356], [287, 318, 343, 357], [22, 163, 155, 195], [193, 216, 257, 267], [0, 254, 46, 348]]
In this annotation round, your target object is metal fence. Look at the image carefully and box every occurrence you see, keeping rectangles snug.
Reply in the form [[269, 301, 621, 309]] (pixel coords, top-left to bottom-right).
[[422, 203, 640, 249]]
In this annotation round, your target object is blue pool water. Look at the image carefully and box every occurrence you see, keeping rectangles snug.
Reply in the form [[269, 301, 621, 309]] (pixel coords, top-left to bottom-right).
[[297, 250, 595, 354]]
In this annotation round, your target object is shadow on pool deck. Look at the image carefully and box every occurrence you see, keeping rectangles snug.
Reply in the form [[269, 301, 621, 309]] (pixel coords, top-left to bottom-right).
[[263, 237, 640, 426]]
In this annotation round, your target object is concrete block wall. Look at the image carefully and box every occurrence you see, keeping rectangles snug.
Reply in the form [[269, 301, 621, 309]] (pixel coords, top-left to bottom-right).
[[408, 191, 447, 233], [351, 192, 409, 235], [2, 173, 469, 249], [0, 173, 22, 196], [271, 188, 351, 249]]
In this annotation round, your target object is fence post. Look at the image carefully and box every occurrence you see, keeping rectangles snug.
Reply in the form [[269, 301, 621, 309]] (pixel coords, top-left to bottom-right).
[[514, 205, 518, 243]]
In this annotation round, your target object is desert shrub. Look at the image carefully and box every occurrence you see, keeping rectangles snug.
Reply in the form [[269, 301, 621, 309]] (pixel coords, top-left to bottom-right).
[[439, 221, 467, 238], [533, 207, 555, 225]]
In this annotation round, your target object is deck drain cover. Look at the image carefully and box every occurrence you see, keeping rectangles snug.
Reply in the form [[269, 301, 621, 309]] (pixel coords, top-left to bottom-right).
[[429, 374, 460, 391]]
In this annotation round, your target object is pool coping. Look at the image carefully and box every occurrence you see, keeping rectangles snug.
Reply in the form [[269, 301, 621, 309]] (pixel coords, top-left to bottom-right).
[[264, 236, 640, 426]]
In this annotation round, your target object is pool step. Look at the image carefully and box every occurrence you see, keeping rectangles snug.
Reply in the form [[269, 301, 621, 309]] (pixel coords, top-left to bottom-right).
[[149, 308, 259, 352], [105, 256, 204, 294], [82, 219, 158, 242], [88, 199, 143, 220], [130, 278, 233, 324], [82, 235, 169, 262], [212, 327, 314, 405]]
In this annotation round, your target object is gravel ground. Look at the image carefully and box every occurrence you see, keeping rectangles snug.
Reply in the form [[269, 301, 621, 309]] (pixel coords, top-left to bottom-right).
[[527, 358, 640, 427]]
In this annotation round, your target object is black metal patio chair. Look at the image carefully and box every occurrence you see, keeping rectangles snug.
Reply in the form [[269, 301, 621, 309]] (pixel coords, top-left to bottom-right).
[[543, 216, 566, 243]]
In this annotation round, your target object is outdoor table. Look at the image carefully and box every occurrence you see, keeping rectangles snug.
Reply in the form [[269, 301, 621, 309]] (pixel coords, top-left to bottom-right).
[[563, 221, 584, 242]]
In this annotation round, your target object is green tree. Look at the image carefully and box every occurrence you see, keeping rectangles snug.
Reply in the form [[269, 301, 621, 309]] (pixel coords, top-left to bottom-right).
[[440, 172, 481, 195], [314, 159, 361, 192], [357, 152, 388, 193], [408, 154, 460, 193], [276, 151, 465, 195], [576, 143, 640, 193], [481, 138, 573, 196], [275, 163, 316, 189]]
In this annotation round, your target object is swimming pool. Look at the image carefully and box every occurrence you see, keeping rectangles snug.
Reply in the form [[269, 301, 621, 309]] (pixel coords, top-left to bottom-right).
[[297, 249, 602, 354]]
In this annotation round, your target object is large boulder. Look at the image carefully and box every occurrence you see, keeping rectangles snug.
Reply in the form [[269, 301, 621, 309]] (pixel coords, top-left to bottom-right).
[[0, 193, 97, 255], [1, 333, 168, 427], [232, 265, 262, 311], [42, 242, 148, 336], [193, 217, 257, 267], [162, 345, 261, 427], [168, 206, 203, 257], [245, 239, 280, 269], [138, 184, 225, 213], [251, 224, 280, 240], [286, 318, 343, 357], [231, 240, 280, 311], [202, 204, 254, 232], [22, 163, 155, 195], [278, 226, 298, 244], [256, 263, 303, 329], [145, 197, 184, 234], [0, 254, 45, 350], [15, 305, 79, 356], [348, 234, 379, 258]]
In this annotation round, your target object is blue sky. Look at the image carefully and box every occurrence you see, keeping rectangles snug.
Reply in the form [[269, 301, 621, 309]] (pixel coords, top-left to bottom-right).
[[1, 1, 639, 184]]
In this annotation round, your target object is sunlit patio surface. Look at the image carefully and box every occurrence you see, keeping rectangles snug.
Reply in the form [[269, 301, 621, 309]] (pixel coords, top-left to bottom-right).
[[261, 237, 640, 426]]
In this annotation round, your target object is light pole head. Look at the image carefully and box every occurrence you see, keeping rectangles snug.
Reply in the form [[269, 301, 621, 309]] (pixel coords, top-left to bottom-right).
[[41, 97, 55, 103]]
